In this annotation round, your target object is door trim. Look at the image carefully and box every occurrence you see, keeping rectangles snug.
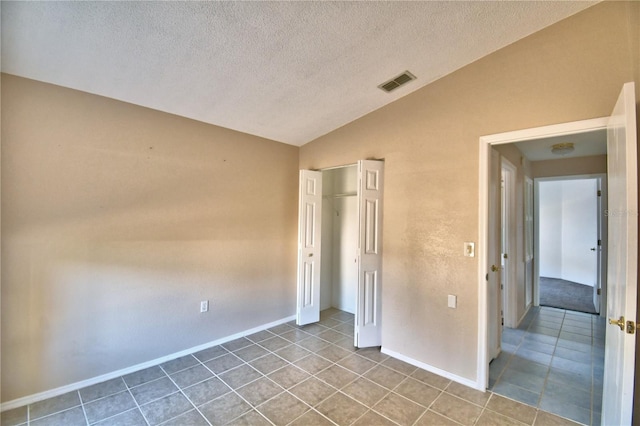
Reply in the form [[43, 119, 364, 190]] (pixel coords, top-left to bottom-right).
[[501, 157, 517, 328], [477, 117, 608, 390]]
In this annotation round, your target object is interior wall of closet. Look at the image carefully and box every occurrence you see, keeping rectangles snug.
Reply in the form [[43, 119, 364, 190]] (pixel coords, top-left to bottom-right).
[[320, 165, 358, 314]]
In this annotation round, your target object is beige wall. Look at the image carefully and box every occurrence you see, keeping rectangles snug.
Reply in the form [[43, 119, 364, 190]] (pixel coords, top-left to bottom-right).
[[300, 1, 639, 383], [1, 75, 299, 402], [532, 155, 607, 178]]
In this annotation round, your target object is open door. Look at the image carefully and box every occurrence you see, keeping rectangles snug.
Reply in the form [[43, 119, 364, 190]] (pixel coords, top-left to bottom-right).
[[602, 82, 637, 425], [488, 149, 502, 361], [296, 170, 323, 326], [355, 160, 384, 348]]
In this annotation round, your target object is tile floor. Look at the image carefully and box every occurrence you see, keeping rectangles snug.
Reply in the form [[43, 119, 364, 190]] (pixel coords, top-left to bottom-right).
[[489, 306, 605, 426], [3, 308, 583, 426]]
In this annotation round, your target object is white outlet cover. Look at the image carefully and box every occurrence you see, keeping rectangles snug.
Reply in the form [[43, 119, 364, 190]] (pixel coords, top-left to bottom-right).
[[448, 295, 457, 309]]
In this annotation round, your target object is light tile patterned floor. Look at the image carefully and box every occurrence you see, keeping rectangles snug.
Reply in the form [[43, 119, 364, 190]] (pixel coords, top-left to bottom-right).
[[489, 306, 605, 425], [3, 308, 582, 426]]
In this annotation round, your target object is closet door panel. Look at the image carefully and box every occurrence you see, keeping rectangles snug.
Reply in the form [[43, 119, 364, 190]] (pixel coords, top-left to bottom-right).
[[355, 160, 384, 347], [297, 170, 322, 325]]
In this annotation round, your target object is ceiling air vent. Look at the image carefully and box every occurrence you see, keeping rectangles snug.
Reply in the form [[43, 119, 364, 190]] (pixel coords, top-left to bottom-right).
[[378, 71, 416, 93]]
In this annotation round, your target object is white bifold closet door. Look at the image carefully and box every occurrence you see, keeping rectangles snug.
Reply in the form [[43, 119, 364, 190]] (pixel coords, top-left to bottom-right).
[[296, 170, 323, 326], [296, 160, 384, 348]]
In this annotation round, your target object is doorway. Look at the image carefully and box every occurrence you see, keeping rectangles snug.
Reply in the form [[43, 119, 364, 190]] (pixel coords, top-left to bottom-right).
[[536, 176, 606, 314], [482, 124, 609, 424], [296, 160, 384, 349], [478, 82, 637, 425], [320, 165, 358, 315]]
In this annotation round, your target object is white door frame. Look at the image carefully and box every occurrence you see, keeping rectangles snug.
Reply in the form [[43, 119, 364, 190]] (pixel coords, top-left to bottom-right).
[[501, 157, 517, 328], [533, 174, 607, 315], [477, 117, 608, 390]]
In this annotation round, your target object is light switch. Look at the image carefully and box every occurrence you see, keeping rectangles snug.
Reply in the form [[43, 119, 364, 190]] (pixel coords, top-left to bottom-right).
[[464, 242, 475, 257], [448, 294, 457, 309]]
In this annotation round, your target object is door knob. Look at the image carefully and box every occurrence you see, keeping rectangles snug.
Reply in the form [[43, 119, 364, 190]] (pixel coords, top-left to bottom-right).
[[590, 247, 596, 251], [491, 265, 501, 272], [308, 253, 313, 257], [609, 316, 625, 331]]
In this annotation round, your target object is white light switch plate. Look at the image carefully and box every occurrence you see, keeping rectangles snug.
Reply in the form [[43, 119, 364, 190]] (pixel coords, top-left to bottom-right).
[[464, 242, 475, 257]]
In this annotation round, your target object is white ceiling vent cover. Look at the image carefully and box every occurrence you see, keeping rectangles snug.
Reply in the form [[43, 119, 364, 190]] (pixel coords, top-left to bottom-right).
[[378, 71, 416, 93]]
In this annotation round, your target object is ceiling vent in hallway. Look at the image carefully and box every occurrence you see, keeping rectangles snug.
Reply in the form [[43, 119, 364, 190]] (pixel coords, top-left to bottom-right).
[[378, 71, 416, 93]]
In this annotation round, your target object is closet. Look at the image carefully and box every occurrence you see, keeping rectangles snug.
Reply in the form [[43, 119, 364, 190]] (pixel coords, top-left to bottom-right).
[[320, 166, 358, 314], [296, 160, 384, 348]]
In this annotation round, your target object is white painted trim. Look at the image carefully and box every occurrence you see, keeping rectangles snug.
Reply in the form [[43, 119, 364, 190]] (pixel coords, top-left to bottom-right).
[[480, 117, 608, 145], [477, 141, 490, 391], [0, 314, 296, 412], [501, 157, 518, 329], [477, 116, 608, 392], [381, 347, 480, 390]]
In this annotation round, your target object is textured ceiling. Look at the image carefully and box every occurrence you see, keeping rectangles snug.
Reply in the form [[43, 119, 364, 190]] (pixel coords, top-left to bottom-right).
[[1, 1, 598, 146], [515, 129, 607, 162]]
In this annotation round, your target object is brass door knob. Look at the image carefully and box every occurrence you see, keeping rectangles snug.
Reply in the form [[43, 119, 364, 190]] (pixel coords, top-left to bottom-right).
[[491, 265, 501, 272], [609, 316, 625, 331]]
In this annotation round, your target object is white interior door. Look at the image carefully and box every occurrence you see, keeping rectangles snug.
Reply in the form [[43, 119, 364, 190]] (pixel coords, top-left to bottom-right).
[[297, 170, 323, 326], [488, 149, 502, 361], [355, 160, 384, 348], [602, 82, 637, 425]]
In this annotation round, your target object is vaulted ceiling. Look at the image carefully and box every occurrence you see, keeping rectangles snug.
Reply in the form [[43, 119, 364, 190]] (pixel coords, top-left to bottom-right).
[[1, 1, 597, 146]]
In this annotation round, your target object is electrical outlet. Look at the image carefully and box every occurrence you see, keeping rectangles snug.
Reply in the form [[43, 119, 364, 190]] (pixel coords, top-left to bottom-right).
[[200, 300, 209, 313], [448, 295, 457, 309]]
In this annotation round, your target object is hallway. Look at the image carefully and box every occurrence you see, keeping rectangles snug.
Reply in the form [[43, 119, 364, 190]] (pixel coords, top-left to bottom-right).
[[489, 306, 605, 425]]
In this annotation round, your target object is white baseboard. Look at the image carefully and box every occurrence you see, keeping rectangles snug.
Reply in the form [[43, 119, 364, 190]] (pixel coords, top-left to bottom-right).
[[1, 314, 296, 412], [380, 347, 482, 391]]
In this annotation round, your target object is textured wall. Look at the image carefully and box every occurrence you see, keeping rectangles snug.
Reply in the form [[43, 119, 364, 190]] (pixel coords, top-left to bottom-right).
[[300, 1, 639, 383], [532, 155, 607, 178], [1, 75, 299, 401]]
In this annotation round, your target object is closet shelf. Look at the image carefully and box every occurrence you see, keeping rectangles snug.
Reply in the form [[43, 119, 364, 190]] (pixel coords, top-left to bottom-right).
[[323, 192, 357, 199]]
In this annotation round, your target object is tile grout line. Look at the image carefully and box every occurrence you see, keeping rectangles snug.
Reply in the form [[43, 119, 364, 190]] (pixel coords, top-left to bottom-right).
[[194, 351, 282, 425], [122, 378, 151, 426], [505, 307, 600, 425], [157, 360, 215, 426], [537, 309, 563, 410]]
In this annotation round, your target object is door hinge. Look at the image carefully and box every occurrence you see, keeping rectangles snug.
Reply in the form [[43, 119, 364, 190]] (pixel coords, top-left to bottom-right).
[[598, 239, 602, 246], [501, 318, 504, 326], [597, 190, 602, 196], [500, 284, 504, 290], [597, 288, 601, 295], [503, 253, 508, 259]]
